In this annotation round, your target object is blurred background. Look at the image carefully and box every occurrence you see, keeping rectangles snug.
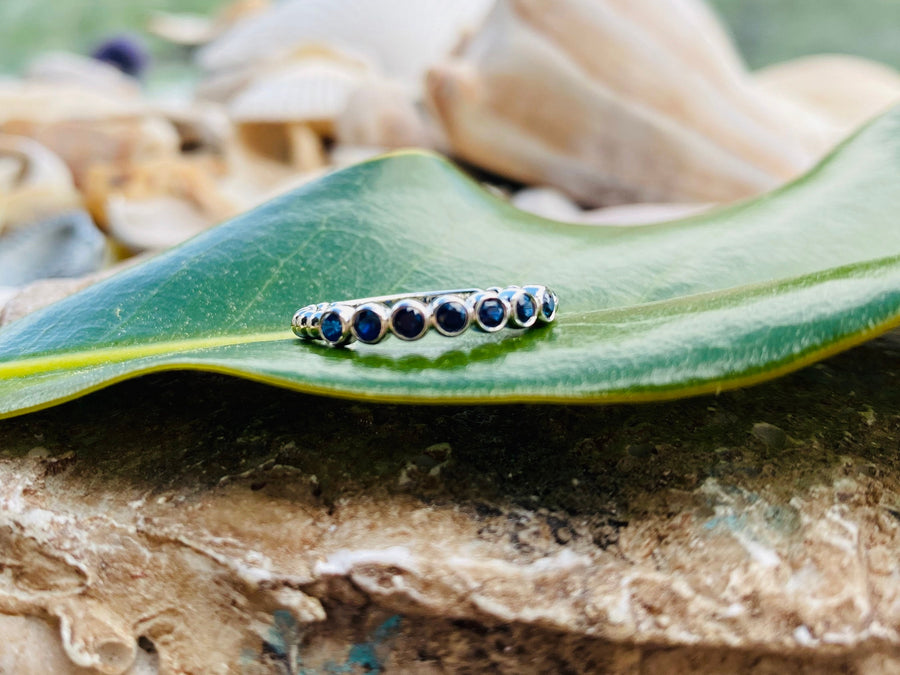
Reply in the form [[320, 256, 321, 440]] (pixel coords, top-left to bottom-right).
[[2, 0, 899, 79], [1, 0, 899, 321]]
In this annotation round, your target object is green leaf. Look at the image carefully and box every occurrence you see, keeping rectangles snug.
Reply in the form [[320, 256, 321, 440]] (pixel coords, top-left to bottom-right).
[[3, 109, 900, 417]]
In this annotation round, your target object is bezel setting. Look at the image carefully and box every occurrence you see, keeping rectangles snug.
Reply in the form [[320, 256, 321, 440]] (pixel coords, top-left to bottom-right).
[[430, 295, 471, 337], [468, 291, 510, 333], [499, 286, 539, 329], [390, 299, 431, 341], [318, 304, 356, 347], [351, 302, 391, 344], [291, 305, 314, 338], [524, 284, 559, 323]]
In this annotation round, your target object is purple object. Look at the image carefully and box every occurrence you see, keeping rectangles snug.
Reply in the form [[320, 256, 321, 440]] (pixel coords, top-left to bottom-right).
[[91, 35, 149, 78]]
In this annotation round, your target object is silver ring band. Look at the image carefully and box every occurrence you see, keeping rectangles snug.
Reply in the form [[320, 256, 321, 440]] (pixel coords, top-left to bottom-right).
[[292, 285, 558, 347]]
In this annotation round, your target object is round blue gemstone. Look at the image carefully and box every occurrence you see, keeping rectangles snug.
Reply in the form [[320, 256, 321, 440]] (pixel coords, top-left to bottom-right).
[[393, 307, 426, 339], [320, 312, 344, 343], [435, 301, 468, 334], [478, 299, 506, 328], [353, 308, 383, 342], [516, 295, 536, 324], [541, 292, 556, 319]]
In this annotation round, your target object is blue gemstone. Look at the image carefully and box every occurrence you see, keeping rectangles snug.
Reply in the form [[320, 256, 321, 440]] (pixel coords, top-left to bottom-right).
[[516, 295, 536, 324], [320, 312, 344, 343], [393, 307, 426, 339], [435, 301, 468, 334], [541, 292, 556, 319], [478, 299, 506, 328], [353, 308, 383, 342]]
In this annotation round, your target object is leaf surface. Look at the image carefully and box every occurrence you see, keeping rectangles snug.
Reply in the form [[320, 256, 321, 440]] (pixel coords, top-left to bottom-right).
[[3, 109, 900, 416]]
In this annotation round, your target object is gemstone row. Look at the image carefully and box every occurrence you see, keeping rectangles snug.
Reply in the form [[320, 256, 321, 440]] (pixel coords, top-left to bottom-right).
[[292, 285, 558, 347]]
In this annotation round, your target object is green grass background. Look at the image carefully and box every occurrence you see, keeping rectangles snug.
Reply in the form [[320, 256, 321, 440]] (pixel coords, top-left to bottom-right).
[[0, 0, 898, 77]]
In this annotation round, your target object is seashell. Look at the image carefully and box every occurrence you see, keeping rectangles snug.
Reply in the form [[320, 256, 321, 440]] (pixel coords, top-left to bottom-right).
[[225, 57, 372, 169], [217, 143, 304, 207], [198, 0, 495, 94], [0, 210, 107, 287], [0, 134, 82, 234], [512, 186, 710, 224], [0, 83, 180, 186], [25, 51, 141, 98], [0, 81, 143, 123], [149, 101, 233, 155], [234, 122, 326, 171], [84, 156, 238, 252], [756, 54, 900, 134], [149, 0, 271, 46], [104, 195, 215, 252], [336, 78, 432, 148], [2, 116, 181, 188], [195, 63, 260, 103], [426, 0, 836, 206], [227, 58, 367, 130]]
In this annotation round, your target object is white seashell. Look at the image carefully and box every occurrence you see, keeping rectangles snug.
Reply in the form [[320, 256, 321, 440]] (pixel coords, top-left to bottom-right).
[[336, 79, 431, 148], [426, 0, 835, 205], [228, 58, 365, 126], [0, 210, 107, 286], [0, 134, 81, 234], [105, 195, 213, 252], [756, 54, 900, 133], [512, 186, 710, 224], [195, 63, 260, 103], [199, 0, 495, 94], [25, 51, 141, 98]]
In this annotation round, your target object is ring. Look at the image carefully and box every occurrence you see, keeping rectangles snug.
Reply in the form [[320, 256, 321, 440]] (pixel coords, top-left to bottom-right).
[[292, 285, 558, 347]]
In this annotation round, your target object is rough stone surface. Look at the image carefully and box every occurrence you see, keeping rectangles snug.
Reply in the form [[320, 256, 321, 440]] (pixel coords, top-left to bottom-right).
[[3, 333, 900, 672]]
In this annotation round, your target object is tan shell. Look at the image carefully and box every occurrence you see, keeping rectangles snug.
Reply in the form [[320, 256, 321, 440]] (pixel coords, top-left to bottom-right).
[[2, 117, 180, 188], [198, 0, 495, 93], [0, 134, 82, 234], [0, 83, 180, 187], [756, 54, 900, 133], [426, 0, 835, 206], [84, 157, 238, 252], [215, 54, 376, 169], [0, 82, 143, 123], [335, 79, 431, 148], [148, 101, 233, 156]]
